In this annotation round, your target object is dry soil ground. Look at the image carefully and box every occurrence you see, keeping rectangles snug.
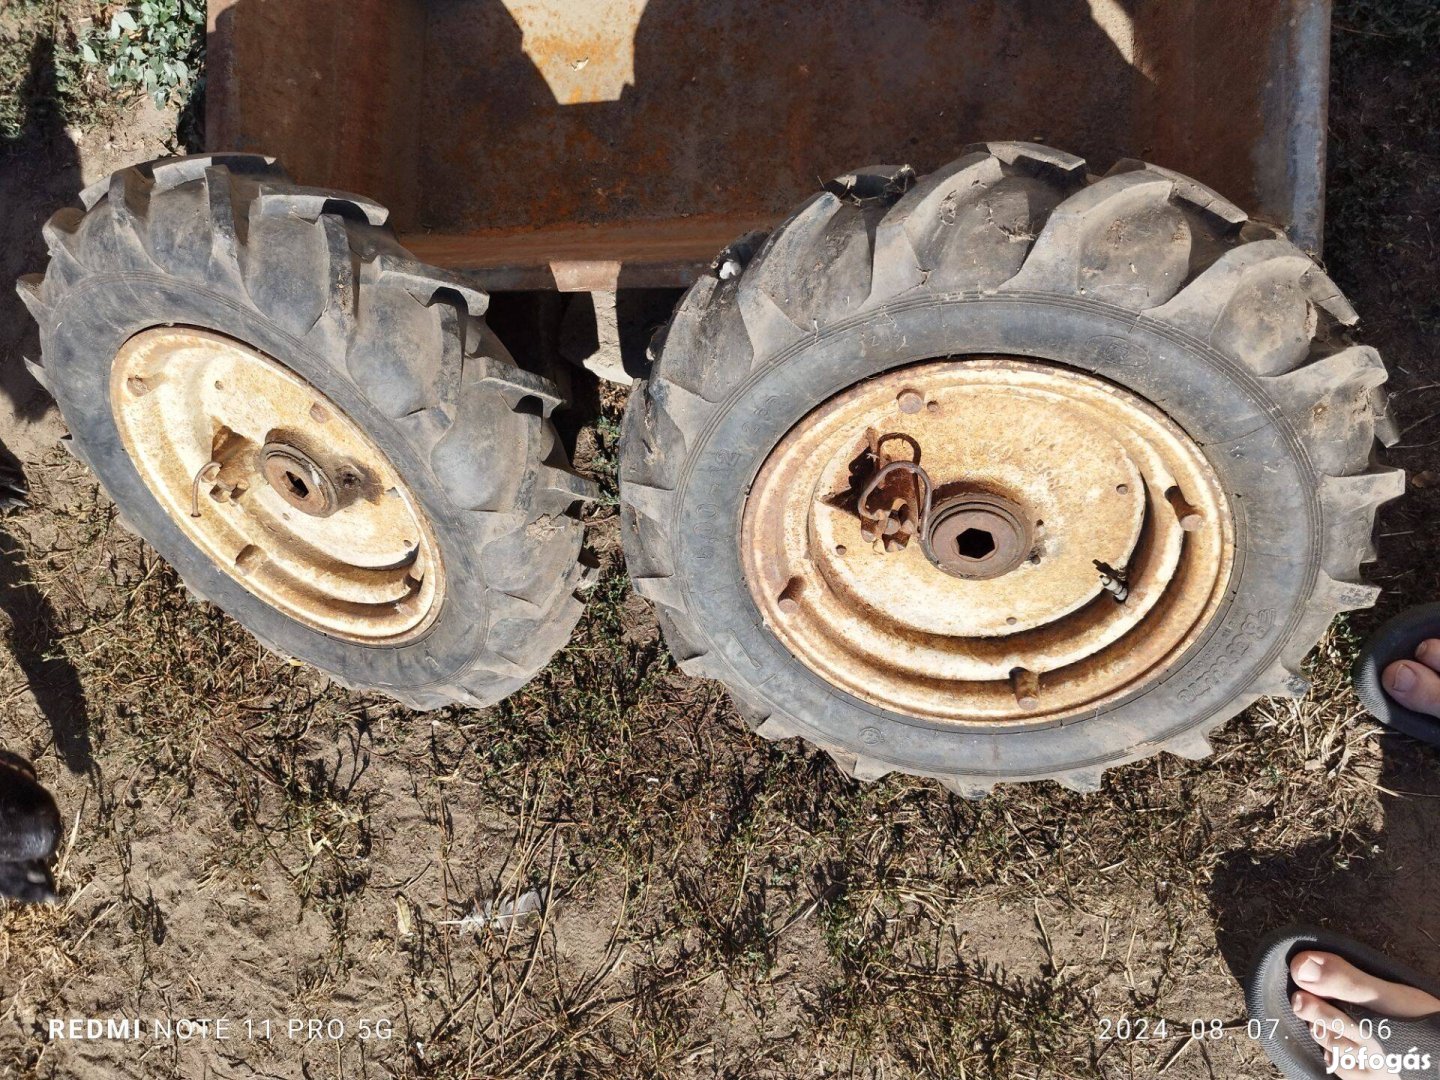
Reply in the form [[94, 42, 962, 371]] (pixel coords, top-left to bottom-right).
[[2, 2, 1440, 1079]]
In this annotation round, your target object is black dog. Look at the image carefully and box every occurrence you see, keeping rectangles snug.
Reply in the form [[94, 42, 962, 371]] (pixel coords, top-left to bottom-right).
[[0, 751, 60, 902]]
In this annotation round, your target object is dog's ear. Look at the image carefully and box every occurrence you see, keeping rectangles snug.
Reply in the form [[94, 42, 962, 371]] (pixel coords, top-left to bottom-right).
[[0, 860, 57, 904]]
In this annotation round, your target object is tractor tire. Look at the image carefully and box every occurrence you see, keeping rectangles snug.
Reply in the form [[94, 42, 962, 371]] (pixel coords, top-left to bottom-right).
[[619, 142, 1401, 795], [18, 154, 595, 710]]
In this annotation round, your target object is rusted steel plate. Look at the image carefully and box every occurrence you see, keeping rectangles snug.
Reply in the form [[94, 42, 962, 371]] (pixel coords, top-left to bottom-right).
[[208, 0, 1331, 288], [402, 213, 773, 291], [208, 0, 426, 232], [740, 359, 1234, 724]]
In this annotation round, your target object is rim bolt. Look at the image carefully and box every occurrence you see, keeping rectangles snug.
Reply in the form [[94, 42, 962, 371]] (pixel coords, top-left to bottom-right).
[[1115, 483, 1129, 495], [310, 402, 330, 424], [896, 389, 924, 414], [1165, 486, 1202, 531], [1010, 667, 1040, 710], [925, 400, 940, 413], [234, 544, 266, 576], [777, 577, 804, 614]]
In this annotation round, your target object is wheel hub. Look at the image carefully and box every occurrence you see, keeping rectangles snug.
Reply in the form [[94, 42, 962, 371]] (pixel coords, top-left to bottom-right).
[[739, 357, 1235, 725], [110, 327, 444, 644], [259, 441, 339, 517], [923, 492, 1032, 580]]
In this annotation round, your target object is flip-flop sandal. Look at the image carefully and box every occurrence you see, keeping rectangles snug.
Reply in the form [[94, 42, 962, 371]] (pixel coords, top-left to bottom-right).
[[1247, 926, 1440, 1078], [1353, 603, 1440, 749]]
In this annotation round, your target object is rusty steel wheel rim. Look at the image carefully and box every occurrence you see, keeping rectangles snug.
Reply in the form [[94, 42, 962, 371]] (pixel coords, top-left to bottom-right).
[[740, 358, 1235, 725], [111, 327, 444, 643]]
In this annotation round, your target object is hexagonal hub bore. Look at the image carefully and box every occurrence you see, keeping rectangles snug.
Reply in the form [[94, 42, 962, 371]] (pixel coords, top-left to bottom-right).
[[923, 493, 1032, 580], [957, 528, 995, 559], [260, 442, 338, 517]]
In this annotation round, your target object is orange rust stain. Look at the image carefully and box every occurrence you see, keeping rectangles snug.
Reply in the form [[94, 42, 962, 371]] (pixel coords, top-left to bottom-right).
[[212, 0, 1304, 248]]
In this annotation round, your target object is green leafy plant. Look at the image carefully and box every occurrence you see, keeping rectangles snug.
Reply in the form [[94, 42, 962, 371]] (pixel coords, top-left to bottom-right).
[[77, 0, 204, 109], [0, 33, 36, 142]]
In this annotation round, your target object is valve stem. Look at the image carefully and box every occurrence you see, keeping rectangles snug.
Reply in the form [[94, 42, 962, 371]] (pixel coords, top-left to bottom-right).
[[1094, 560, 1129, 602]]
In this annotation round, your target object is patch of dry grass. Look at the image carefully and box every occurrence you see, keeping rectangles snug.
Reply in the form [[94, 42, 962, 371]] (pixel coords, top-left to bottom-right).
[[0, 438, 1409, 1080]]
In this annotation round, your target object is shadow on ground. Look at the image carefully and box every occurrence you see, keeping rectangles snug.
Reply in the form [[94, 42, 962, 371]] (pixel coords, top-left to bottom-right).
[[0, 31, 91, 773], [1211, 740, 1440, 983]]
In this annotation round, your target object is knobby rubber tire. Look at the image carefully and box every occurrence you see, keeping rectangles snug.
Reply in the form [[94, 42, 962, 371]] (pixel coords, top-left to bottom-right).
[[18, 154, 595, 710], [618, 144, 1401, 795]]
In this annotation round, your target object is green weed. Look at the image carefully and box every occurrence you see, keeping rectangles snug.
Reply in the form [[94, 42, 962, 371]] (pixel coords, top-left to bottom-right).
[[75, 0, 204, 110]]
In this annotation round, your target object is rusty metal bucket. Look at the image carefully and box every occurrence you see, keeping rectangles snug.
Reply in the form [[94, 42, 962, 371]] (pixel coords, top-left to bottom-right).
[[208, 0, 1331, 293]]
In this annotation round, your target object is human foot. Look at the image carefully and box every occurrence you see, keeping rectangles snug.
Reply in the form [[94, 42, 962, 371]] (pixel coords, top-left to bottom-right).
[[1290, 950, 1440, 1078], [1382, 638, 1440, 718], [1353, 606, 1440, 747]]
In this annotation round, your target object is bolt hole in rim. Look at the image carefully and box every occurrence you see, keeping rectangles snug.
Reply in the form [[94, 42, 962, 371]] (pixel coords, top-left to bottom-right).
[[111, 327, 445, 644], [740, 356, 1235, 726]]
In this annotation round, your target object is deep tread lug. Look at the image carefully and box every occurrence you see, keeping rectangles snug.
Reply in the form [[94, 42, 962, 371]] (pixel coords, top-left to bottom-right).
[[1054, 769, 1104, 795], [41, 208, 88, 282], [256, 182, 389, 226], [751, 715, 803, 741], [1163, 728, 1215, 762], [1143, 240, 1357, 376], [868, 151, 1003, 304], [1251, 663, 1311, 699], [472, 355, 562, 416], [15, 274, 46, 323], [618, 478, 674, 524], [1271, 346, 1390, 476], [202, 166, 246, 284], [1001, 170, 1191, 310], [534, 463, 599, 513], [376, 252, 488, 317], [938, 777, 994, 800], [22, 356, 49, 393], [147, 152, 285, 193], [630, 573, 684, 610], [824, 163, 916, 206], [965, 141, 1086, 179], [1108, 159, 1248, 228], [737, 192, 873, 357]]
